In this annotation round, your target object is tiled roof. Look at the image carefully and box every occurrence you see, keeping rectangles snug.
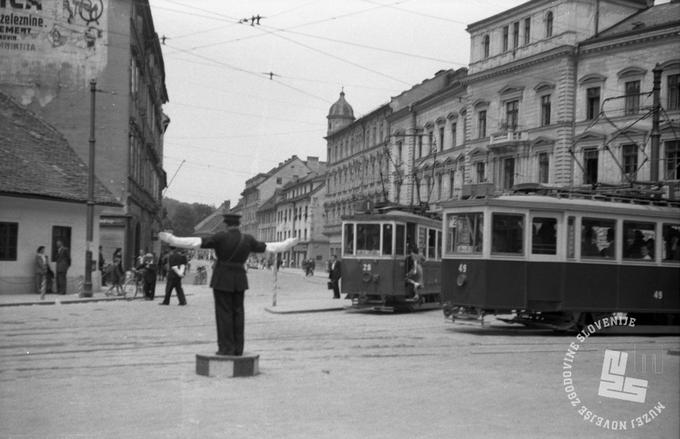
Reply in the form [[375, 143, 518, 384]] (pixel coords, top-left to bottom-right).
[[589, 2, 680, 40], [193, 210, 224, 236], [0, 93, 120, 206]]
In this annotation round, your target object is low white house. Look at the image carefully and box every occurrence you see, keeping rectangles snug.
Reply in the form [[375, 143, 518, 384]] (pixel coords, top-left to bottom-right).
[[0, 93, 120, 295]]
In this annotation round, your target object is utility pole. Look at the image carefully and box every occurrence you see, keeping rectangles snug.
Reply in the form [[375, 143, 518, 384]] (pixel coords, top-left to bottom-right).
[[650, 64, 662, 182], [82, 79, 96, 297]]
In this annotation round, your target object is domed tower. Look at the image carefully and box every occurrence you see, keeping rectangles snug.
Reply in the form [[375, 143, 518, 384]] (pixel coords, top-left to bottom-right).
[[327, 90, 355, 135]]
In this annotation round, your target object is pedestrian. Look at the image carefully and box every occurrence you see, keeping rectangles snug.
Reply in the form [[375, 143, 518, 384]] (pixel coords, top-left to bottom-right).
[[160, 247, 188, 306], [157, 251, 168, 281], [159, 213, 298, 356], [328, 254, 342, 299], [55, 240, 71, 294], [105, 254, 125, 296], [141, 253, 157, 300], [405, 246, 424, 301], [98, 245, 107, 286], [35, 246, 49, 300]]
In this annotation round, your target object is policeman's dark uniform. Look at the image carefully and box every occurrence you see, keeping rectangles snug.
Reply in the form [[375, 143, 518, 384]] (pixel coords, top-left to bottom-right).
[[201, 214, 266, 356]]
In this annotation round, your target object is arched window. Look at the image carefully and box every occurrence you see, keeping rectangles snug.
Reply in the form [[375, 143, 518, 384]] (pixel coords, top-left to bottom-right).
[[546, 11, 553, 37], [483, 34, 490, 58]]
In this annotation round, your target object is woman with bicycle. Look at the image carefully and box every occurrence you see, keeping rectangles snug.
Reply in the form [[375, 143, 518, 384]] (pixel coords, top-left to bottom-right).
[[105, 254, 125, 296]]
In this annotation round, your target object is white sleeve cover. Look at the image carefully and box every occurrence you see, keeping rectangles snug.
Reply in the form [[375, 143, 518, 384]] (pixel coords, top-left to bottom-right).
[[159, 232, 202, 249], [265, 237, 299, 253]]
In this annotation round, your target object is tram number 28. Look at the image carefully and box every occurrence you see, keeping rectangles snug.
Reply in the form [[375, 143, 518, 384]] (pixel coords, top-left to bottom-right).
[[363, 263, 372, 272]]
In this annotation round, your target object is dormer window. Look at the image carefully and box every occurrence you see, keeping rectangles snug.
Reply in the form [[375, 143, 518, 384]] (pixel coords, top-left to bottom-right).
[[546, 11, 553, 37]]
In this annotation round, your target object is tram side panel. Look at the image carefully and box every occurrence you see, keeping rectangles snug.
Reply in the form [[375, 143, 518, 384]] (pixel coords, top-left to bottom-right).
[[342, 258, 402, 298], [526, 261, 563, 311], [616, 265, 679, 312]]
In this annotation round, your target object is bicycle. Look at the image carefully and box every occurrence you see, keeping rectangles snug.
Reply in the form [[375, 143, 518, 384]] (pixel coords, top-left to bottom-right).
[[121, 269, 143, 299]]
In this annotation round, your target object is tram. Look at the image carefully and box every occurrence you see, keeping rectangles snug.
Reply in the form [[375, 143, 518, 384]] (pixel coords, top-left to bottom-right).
[[439, 192, 680, 331], [341, 208, 442, 312]]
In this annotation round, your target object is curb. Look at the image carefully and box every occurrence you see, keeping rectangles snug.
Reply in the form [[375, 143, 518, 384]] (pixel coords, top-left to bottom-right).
[[264, 306, 346, 315], [0, 296, 147, 307]]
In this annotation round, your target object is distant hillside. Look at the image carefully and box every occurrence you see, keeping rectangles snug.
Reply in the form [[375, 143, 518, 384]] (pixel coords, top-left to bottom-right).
[[162, 197, 217, 237]]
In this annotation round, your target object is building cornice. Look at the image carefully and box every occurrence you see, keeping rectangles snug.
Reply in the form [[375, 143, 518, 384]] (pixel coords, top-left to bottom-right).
[[465, 46, 575, 84], [579, 25, 680, 55]]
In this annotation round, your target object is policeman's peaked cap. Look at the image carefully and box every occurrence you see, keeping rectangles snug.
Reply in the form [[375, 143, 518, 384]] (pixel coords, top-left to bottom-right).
[[223, 213, 241, 226]]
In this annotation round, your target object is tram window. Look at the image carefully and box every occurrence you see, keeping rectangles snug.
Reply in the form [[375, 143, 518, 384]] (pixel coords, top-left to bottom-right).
[[662, 224, 680, 261], [428, 228, 437, 260], [356, 224, 380, 255], [531, 217, 557, 255], [446, 212, 483, 254], [491, 213, 525, 255], [581, 218, 616, 258], [396, 224, 406, 255], [623, 221, 656, 261], [344, 223, 354, 255], [382, 224, 393, 256]]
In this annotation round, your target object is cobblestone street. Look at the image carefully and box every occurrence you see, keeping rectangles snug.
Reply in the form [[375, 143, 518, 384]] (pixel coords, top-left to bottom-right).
[[1, 269, 678, 439]]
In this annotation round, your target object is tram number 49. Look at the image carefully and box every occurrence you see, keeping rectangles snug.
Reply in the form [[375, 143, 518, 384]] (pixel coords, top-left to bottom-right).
[[458, 263, 467, 273], [653, 290, 663, 300]]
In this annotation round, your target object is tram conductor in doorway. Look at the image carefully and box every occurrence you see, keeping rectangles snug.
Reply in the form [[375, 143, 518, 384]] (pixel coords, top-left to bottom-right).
[[329, 254, 342, 299], [159, 213, 298, 356]]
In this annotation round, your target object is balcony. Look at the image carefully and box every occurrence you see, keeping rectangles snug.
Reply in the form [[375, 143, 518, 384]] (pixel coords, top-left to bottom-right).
[[489, 130, 528, 154]]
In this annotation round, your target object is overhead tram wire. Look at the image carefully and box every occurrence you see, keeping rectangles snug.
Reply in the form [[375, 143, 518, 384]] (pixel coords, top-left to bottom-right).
[[267, 27, 462, 65], [162, 43, 332, 104], [253, 28, 413, 87], [168, 100, 322, 125], [168, 0, 414, 53]]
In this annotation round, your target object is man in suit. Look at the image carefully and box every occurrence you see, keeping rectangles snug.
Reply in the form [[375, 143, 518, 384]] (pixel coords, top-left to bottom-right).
[[329, 254, 342, 299], [160, 214, 297, 356], [55, 240, 70, 295], [160, 247, 188, 305]]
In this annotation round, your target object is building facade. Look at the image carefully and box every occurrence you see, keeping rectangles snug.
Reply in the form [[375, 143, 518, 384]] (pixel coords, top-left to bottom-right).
[[240, 155, 324, 240], [461, 0, 652, 196], [0, 0, 169, 269], [0, 93, 120, 294], [574, 1, 680, 189], [323, 92, 391, 256]]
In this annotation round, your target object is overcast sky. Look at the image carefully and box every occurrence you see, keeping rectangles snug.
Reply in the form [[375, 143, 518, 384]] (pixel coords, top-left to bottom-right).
[[149, 0, 526, 207]]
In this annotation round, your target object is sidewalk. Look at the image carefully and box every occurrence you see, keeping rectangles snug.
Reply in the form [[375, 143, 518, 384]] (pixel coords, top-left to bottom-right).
[[0, 291, 146, 307], [0, 269, 346, 313], [260, 266, 347, 314]]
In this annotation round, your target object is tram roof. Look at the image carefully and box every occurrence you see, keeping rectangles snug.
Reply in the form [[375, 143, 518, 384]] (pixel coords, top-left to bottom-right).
[[440, 195, 680, 219], [343, 210, 441, 227]]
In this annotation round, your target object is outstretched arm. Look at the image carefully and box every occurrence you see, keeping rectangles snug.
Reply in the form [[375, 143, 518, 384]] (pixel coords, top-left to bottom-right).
[[159, 231, 202, 249], [265, 237, 299, 253]]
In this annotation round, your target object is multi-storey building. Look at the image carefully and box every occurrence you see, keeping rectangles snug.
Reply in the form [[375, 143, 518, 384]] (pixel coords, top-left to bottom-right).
[[324, 92, 391, 256], [274, 171, 327, 267], [0, 0, 169, 268], [574, 1, 680, 188], [462, 0, 653, 194], [388, 69, 468, 210], [240, 155, 324, 241]]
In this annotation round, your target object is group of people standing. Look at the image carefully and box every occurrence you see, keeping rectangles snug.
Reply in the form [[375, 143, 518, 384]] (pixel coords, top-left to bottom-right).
[[34, 240, 70, 299]]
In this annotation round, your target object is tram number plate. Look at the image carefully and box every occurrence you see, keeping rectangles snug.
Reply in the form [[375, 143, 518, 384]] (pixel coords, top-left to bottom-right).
[[653, 290, 663, 300], [363, 263, 372, 272]]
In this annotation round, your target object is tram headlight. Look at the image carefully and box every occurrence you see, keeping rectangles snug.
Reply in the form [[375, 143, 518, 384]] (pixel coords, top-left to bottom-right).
[[362, 272, 372, 283], [456, 273, 467, 287]]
